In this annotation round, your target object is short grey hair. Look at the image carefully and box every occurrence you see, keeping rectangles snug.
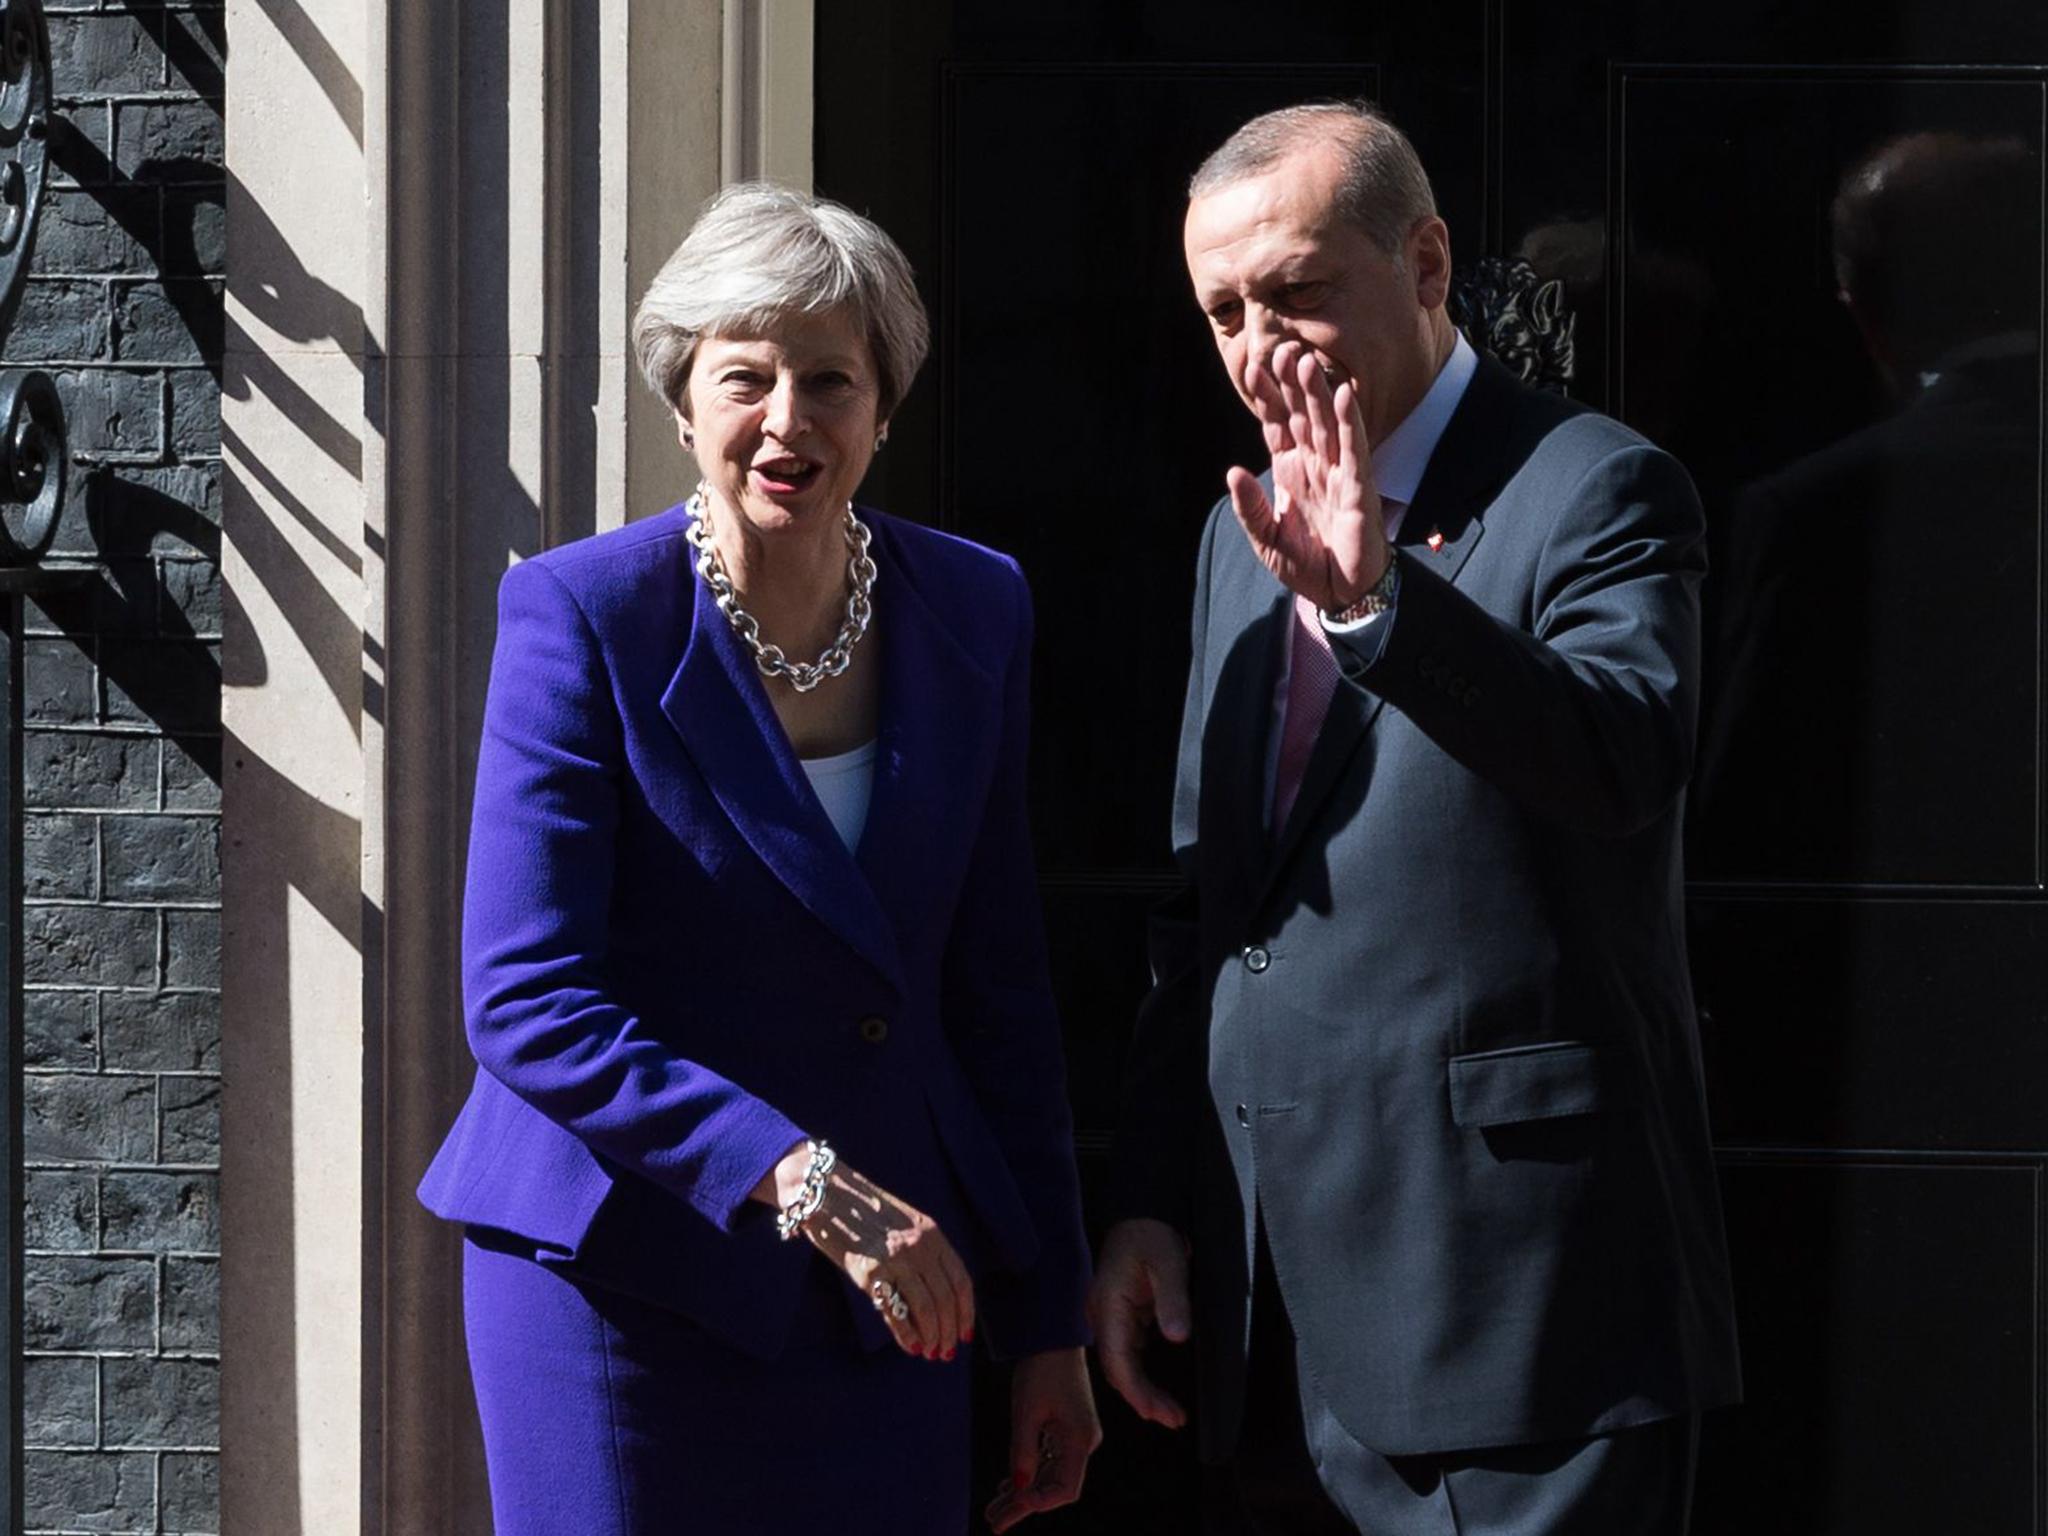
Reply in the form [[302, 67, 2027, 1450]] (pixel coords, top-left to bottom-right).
[[632, 181, 930, 418], [1189, 101, 1437, 259]]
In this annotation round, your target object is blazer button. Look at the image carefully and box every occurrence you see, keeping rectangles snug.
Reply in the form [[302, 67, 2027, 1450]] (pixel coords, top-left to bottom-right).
[[857, 1016, 889, 1045], [1235, 1103, 1251, 1127], [1243, 945, 1270, 974]]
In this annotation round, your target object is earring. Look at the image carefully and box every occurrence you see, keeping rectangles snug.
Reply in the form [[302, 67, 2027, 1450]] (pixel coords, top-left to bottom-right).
[[874, 431, 889, 452]]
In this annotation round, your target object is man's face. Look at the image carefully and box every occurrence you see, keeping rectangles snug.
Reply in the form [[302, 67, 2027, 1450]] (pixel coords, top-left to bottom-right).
[[1184, 140, 1450, 448]]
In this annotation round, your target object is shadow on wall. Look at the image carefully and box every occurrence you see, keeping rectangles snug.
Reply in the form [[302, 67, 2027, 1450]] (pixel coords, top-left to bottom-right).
[[42, 68, 235, 748], [42, 100, 367, 696], [242, 0, 359, 145], [113, 0, 224, 100]]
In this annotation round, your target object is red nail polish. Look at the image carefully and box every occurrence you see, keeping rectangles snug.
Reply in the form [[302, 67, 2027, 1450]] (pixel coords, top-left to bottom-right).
[[944, 1347, 956, 1361]]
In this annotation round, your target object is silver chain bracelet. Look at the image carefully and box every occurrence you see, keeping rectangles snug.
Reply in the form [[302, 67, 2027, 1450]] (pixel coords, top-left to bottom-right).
[[774, 1139, 837, 1241]]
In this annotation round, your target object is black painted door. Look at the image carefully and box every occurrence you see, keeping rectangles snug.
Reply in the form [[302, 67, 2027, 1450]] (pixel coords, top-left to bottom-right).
[[816, 5, 2048, 1531]]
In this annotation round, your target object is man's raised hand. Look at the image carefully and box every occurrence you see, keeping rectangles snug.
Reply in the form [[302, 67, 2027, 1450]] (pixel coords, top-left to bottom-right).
[[1226, 339, 1388, 613]]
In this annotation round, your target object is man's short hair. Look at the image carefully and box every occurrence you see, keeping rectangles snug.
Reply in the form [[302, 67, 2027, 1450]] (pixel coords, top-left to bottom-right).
[[1830, 130, 2035, 372], [1188, 100, 1438, 258]]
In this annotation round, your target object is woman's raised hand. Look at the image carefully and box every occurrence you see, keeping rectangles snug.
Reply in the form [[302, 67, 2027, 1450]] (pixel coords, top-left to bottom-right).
[[1226, 338, 1389, 612], [800, 1160, 977, 1361]]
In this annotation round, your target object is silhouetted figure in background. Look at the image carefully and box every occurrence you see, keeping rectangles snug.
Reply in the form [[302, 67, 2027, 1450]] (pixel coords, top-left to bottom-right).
[[1693, 131, 2041, 882]]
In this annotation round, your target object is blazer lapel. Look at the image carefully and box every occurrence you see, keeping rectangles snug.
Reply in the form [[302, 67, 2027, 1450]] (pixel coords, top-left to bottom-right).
[[1257, 361, 1513, 890], [854, 522, 999, 957], [1391, 354, 1518, 594], [1215, 584, 1291, 898], [660, 535, 905, 991]]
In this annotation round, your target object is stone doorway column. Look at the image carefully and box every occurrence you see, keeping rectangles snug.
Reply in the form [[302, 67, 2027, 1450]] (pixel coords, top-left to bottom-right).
[[219, 3, 810, 1529]]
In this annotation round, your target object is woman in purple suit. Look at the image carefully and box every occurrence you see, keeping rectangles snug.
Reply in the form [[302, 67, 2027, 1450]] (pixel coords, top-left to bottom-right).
[[418, 183, 1100, 1534]]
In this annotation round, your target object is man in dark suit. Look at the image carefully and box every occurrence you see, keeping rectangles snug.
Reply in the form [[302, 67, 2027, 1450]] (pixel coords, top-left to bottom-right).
[[1091, 101, 1742, 1534]]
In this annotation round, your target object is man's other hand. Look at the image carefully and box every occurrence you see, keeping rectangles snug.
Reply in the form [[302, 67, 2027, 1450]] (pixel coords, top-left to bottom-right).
[[1087, 1218, 1193, 1429]]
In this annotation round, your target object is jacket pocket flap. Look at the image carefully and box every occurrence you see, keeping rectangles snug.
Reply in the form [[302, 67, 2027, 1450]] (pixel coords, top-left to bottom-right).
[[1448, 1042, 1602, 1128]]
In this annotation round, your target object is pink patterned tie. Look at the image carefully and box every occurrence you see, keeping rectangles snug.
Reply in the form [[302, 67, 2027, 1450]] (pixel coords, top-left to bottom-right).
[[1271, 592, 1341, 833], [1271, 498, 1406, 833]]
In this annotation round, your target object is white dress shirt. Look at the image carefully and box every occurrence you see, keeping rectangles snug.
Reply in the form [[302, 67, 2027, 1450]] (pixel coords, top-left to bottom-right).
[[800, 738, 877, 853]]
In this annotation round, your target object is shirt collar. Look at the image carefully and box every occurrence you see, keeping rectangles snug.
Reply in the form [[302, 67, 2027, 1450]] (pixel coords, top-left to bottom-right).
[[1370, 330, 1478, 507]]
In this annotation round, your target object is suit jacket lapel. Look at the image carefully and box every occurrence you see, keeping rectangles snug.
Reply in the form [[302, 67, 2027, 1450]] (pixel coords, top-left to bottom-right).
[[1255, 360, 1514, 893], [1216, 585, 1290, 898], [1393, 353, 1519, 593], [854, 521, 998, 960], [660, 531, 905, 991]]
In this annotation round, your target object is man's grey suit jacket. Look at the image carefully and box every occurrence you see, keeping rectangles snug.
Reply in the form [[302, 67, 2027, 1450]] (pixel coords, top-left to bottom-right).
[[1117, 356, 1743, 1460]]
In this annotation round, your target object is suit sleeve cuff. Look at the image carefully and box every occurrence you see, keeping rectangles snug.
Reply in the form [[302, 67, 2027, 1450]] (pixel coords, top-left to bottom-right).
[[1321, 576, 1400, 672], [704, 1112, 810, 1233]]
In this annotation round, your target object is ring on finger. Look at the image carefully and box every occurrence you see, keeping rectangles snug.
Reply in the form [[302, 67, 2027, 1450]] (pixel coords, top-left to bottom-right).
[[870, 1278, 911, 1322]]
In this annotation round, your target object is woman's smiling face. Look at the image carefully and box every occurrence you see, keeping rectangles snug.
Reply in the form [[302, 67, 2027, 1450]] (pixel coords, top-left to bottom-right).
[[681, 306, 884, 540]]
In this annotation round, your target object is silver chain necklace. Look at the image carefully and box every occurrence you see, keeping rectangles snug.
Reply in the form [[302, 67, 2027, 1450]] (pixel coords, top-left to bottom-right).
[[685, 484, 877, 693]]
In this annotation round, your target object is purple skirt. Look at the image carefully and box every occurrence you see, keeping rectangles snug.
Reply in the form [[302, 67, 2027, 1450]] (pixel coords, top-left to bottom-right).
[[463, 1231, 973, 1534]]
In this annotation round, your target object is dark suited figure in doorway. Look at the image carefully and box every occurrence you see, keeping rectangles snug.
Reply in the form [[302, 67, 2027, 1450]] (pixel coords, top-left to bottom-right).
[[1693, 130, 2040, 882], [1091, 101, 1743, 1535]]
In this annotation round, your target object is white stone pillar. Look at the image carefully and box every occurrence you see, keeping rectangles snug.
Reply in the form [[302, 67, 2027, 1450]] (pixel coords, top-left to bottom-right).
[[219, 0, 374, 1527]]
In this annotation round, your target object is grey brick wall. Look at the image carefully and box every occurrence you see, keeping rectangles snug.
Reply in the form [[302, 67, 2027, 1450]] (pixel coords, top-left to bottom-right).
[[4, 5, 224, 1533]]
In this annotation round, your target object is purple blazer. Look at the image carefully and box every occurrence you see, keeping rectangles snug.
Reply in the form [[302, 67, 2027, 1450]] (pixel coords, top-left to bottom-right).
[[417, 502, 1091, 1361]]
